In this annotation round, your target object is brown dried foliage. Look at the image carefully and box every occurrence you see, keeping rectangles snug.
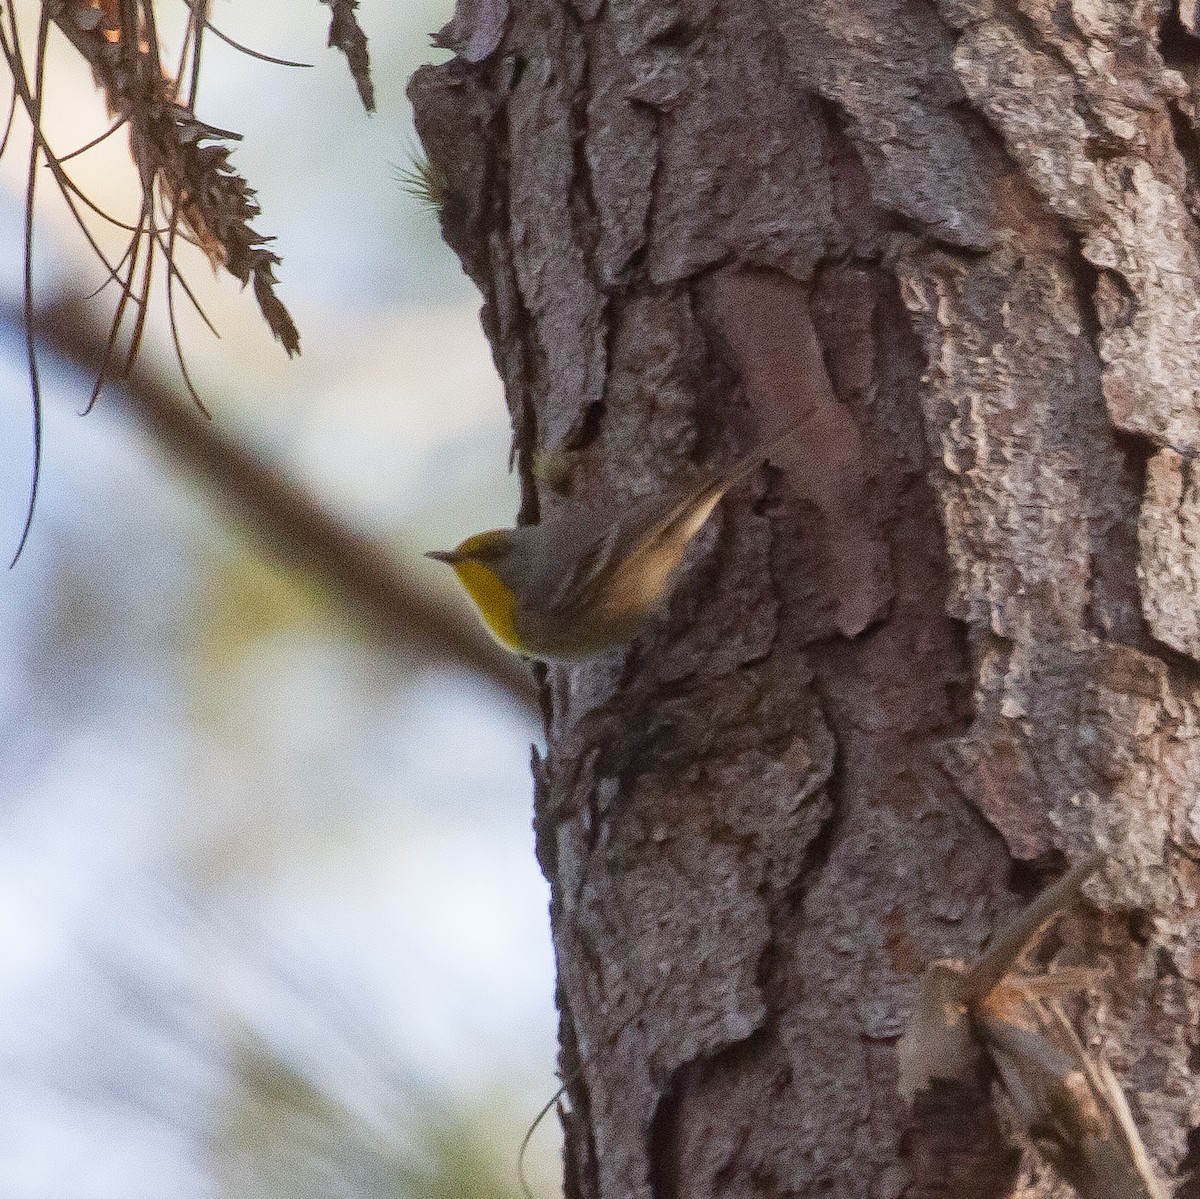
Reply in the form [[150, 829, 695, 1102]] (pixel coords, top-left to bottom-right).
[[45, 0, 301, 359], [0, 1, 374, 560]]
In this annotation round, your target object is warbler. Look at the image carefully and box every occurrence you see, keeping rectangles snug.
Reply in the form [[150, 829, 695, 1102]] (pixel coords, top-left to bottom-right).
[[426, 419, 801, 661]]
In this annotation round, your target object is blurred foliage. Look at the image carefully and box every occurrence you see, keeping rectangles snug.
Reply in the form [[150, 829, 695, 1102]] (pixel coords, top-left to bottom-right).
[[197, 547, 322, 671], [219, 1023, 527, 1199]]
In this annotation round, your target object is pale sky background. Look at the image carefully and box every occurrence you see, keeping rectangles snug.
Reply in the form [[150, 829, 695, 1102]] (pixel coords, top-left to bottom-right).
[[0, 3, 557, 1196]]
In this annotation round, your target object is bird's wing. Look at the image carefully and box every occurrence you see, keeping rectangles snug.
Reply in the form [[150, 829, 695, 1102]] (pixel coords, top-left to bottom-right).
[[539, 417, 803, 617]]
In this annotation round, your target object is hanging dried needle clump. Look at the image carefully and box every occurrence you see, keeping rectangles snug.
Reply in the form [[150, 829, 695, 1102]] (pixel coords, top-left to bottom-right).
[[47, 0, 301, 360], [0, 0, 372, 560]]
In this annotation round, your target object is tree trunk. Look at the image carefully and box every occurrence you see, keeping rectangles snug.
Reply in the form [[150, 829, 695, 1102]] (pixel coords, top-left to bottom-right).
[[410, 3, 1200, 1196]]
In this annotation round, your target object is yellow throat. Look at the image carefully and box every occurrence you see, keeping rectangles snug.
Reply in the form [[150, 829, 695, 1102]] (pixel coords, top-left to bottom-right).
[[448, 547, 522, 652]]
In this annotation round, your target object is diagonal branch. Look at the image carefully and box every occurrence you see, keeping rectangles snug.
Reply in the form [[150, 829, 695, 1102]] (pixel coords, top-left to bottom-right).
[[26, 297, 540, 717]]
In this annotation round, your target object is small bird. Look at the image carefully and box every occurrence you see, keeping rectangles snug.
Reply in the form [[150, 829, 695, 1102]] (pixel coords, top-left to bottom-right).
[[426, 419, 800, 661]]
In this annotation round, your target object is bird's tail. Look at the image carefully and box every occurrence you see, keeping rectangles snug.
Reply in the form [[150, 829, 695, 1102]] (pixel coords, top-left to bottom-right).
[[713, 414, 805, 492], [645, 415, 806, 550]]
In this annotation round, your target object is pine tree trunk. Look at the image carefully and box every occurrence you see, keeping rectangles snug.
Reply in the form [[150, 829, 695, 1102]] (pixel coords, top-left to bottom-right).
[[411, 3, 1200, 1195]]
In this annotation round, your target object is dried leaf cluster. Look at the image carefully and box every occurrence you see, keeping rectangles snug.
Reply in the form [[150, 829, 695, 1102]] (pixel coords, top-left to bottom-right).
[[0, 0, 374, 559]]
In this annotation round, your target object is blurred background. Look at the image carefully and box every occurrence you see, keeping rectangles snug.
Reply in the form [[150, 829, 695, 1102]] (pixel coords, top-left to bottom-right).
[[0, 2, 558, 1196]]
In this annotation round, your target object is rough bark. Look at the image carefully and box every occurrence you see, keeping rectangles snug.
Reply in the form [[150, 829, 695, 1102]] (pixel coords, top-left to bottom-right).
[[410, 2, 1200, 1196]]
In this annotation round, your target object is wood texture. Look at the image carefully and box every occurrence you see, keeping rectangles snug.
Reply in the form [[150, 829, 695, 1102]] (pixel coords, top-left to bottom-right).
[[410, 2, 1200, 1195]]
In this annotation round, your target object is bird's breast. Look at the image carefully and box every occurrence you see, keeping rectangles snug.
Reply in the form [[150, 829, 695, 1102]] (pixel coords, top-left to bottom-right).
[[450, 559, 523, 652]]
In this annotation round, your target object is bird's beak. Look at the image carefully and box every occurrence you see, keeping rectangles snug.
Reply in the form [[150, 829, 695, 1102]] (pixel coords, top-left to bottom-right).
[[425, 549, 465, 564]]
